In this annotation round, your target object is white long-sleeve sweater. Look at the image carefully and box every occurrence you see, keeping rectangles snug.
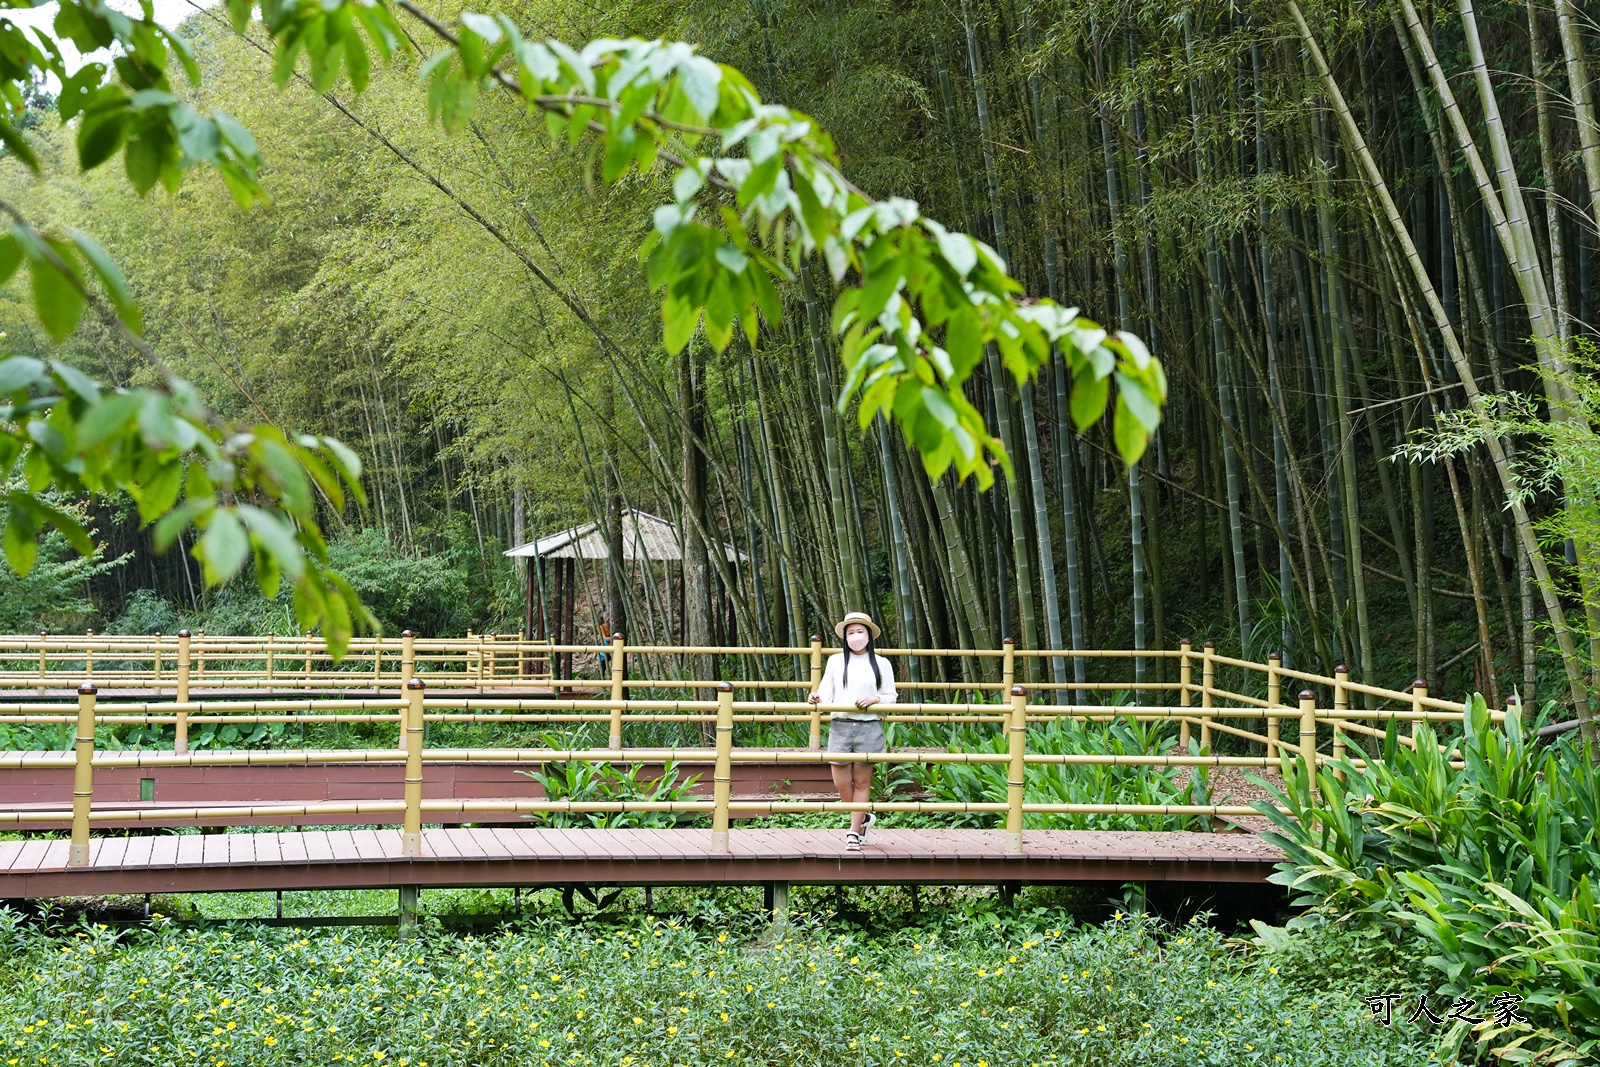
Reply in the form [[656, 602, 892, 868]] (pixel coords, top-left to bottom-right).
[[814, 651, 897, 720]]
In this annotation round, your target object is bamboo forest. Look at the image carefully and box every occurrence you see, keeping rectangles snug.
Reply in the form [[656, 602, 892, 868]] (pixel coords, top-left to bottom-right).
[[2, 0, 1599, 1064]]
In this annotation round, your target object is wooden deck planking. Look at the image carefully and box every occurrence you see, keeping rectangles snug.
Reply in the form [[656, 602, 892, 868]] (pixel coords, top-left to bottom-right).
[[0, 827, 1285, 898]]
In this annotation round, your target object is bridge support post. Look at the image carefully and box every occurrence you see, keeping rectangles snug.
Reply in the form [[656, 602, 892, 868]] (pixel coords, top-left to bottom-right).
[[1200, 641, 1215, 750], [711, 682, 734, 853], [609, 633, 626, 749], [1006, 686, 1028, 854], [175, 630, 191, 753], [807, 635, 823, 750], [404, 679, 425, 857], [1298, 690, 1318, 787], [1178, 639, 1192, 747], [401, 630, 415, 685], [69, 682, 97, 867], [764, 880, 789, 928], [1266, 652, 1282, 759], [1332, 666, 1349, 782], [398, 885, 419, 940]]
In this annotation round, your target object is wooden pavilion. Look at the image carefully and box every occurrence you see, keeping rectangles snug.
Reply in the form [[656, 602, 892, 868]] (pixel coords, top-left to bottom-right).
[[504, 509, 747, 672]]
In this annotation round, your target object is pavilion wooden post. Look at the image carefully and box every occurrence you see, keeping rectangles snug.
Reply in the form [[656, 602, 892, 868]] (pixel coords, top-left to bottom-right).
[[609, 632, 626, 749], [807, 635, 824, 750], [1298, 689, 1318, 786], [1266, 652, 1282, 759], [69, 682, 97, 867], [401, 630, 416, 684], [1006, 685, 1028, 854], [403, 678, 425, 857], [1332, 665, 1349, 781], [1200, 641, 1216, 749], [1178, 639, 1192, 747], [175, 629, 191, 753], [711, 682, 734, 853]]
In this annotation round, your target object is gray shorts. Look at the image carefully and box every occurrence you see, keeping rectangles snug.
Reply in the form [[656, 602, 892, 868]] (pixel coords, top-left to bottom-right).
[[827, 717, 886, 766]]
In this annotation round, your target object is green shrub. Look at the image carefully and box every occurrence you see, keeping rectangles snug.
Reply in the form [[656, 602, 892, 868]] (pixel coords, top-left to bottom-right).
[[0, 911, 1430, 1066], [1252, 696, 1600, 1064]]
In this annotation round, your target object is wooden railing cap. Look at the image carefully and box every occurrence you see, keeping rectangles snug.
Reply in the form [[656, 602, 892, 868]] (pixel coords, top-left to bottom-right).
[[1298, 689, 1315, 700], [406, 678, 426, 690], [1010, 685, 1027, 696], [78, 681, 97, 695], [716, 681, 734, 692]]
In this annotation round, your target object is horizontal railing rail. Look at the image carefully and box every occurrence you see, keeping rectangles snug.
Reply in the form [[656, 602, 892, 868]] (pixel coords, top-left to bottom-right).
[[0, 634, 1513, 865]]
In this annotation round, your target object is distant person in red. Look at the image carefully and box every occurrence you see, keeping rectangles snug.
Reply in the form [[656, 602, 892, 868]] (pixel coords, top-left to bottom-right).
[[808, 611, 896, 851]]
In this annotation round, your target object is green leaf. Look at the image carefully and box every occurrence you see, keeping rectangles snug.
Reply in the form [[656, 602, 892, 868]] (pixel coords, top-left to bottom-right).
[[1112, 395, 1150, 466], [151, 496, 213, 550], [76, 391, 141, 450], [0, 356, 48, 396], [237, 503, 305, 582], [67, 229, 141, 333], [29, 248, 87, 342], [2, 494, 39, 574], [1069, 368, 1110, 433], [76, 107, 128, 171], [0, 116, 40, 173], [32, 497, 94, 556], [662, 295, 699, 355], [197, 508, 250, 584], [0, 235, 22, 287]]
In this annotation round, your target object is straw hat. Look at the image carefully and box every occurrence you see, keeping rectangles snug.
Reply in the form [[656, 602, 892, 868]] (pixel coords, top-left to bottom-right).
[[833, 611, 881, 640]]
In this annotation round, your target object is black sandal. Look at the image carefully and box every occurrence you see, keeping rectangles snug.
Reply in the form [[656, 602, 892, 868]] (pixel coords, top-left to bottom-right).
[[845, 831, 862, 852]]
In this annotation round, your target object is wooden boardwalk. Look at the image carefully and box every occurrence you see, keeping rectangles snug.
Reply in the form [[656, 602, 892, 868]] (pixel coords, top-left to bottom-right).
[[0, 828, 1283, 898]]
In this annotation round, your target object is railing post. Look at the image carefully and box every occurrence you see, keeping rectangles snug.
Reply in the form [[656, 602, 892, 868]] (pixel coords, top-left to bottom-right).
[[1006, 685, 1028, 855], [195, 630, 206, 683], [1200, 640, 1215, 750], [807, 634, 823, 750], [37, 631, 47, 694], [1266, 651, 1282, 759], [1332, 665, 1349, 781], [69, 682, 97, 867], [85, 629, 94, 680], [175, 629, 191, 752], [609, 632, 626, 749], [403, 678, 425, 858], [1001, 637, 1015, 695], [711, 682, 734, 853], [1298, 689, 1318, 786], [153, 632, 163, 686], [401, 630, 416, 685], [1411, 679, 1427, 746], [373, 635, 383, 682], [266, 633, 275, 684], [1178, 639, 1192, 747]]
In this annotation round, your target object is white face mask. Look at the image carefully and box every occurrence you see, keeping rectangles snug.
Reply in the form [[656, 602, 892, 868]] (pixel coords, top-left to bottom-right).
[[846, 629, 870, 652]]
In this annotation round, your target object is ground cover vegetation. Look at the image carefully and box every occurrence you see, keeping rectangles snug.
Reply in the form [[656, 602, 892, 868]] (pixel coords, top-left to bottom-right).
[[0, 898, 1440, 1067]]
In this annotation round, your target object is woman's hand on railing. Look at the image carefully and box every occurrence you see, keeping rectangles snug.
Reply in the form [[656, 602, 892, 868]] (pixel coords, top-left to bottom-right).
[[807, 692, 821, 705], [855, 696, 881, 709]]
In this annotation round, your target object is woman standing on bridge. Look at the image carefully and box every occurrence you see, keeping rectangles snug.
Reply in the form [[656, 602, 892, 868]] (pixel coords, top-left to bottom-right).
[[808, 612, 896, 851]]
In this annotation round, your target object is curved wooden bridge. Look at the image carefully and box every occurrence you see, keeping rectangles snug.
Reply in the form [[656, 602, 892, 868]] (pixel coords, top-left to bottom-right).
[[0, 635, 1499, 917]]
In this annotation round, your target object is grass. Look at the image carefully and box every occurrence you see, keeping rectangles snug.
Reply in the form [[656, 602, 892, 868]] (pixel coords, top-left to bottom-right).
[[0, 899, 1439, 1067]]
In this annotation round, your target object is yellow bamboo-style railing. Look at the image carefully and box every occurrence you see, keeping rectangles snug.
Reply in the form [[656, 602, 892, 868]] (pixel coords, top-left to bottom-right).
[[0, 637, 1512, 867]]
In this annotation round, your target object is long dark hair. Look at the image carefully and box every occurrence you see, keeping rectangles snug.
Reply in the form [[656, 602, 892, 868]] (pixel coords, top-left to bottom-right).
[[841, 629, 883, 689]]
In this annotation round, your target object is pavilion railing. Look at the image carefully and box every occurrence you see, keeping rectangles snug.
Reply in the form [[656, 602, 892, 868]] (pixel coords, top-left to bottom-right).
[[0, 639, 1513, 866]]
